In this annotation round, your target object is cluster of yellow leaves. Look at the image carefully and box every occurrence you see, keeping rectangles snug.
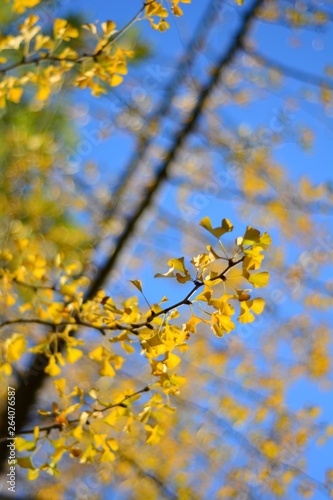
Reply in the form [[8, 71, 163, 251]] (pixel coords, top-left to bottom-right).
[[0, 15, 78, 107], [145, 0, 191, 31], [0, 1, 193, 106], [286, 7, 328, 27], [75, 46, 134, 97], [14, 378, 180, 477], [1, 217, 271, 474]]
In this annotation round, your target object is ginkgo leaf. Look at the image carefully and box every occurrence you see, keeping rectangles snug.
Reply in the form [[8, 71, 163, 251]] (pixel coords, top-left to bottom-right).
[[145, 423, 165, 445], [167, 257, 188, 274], [45, 356, 62, 377], [101, 20, 117, 36], [16, 437, 36, 452], [238, 302, 255, 323], [248, 272, 270, 288], [200, 217, 233, 239], [53, 378, 66, 397], [242, 226, 261, 246], [164, 352, 181, 369], [27, 469, 39, 481], [130, 279, 143, 293], [100, 359, 116, 377], [243, 248, 265, 271], [106, 438, 119, 451], [89, 346, 104, 362], [7, 87, 23, 104], [212, 312, 235, 336], [110, 74, 123, 87], [155, 257, 191, 283], [82, 23, 97, 34], [5, 333, 27, 362], [36, 85, 51, 101], [100, 449, 116, 462], [53, 18, 67, 37], [259, 232, 272, 249], [251, 297, 265, 314], [184, 314, 202, 333], [217, 314, 235, 333], [66, 347, 83, 364], [237, 289, 251, 301]]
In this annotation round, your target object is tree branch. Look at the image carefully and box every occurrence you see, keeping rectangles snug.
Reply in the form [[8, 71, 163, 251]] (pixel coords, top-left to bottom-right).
[[242, 46, 333, 90]]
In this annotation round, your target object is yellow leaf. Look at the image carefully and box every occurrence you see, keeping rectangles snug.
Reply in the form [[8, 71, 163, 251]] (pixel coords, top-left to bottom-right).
[[93, 433, 108, 448], [155, 257, 191, 283], [72, 424, 83, 440], [200, 217, 233, 239], [242, 226, 261, 246], [251, 297, 265, 314], [53, 378, 66, 397], [104, 408, 122, 427], [0, 362, 12, 376], [211, 312, 235, 336], [16, 437, 36, 452], [101, 20, 117, 36], [145, 423, 165, 445], [54, 18, 67, 37], [100, 449, 116, 462], [172, 5, 183, 16], [100, 359, 116, 377], [164, 352, 181, 369], [89, 346, 104, 362], [141, 332, 167, 357], [12, 0, 40, 14], [54, 18, 78, 40], [5, 334, 27, 362], [238, 302, 255, 324], [65, 25, 79, 39], [82, 23, 97, 34], [184, 315, 202, 333], [27, 469, 39, 481], [106, 438, 119, 451], [260, 439, 280, 459], [45, 356, 62, 377], [248, 272, 269, 288], [34, 34, 52, 51], [110, 74, 123, 87], [167, 257, 187, 274], [33, 426, 39, 441], [243, 248, 265, 271], [238, 298, 265, 323], [66, 347, 83, 364], [259, 232, 272, 249], [7, 87, 23, 104], [130, 280, 142, 293], [36, 85, 50, 101], [157, 20, 170, 32]]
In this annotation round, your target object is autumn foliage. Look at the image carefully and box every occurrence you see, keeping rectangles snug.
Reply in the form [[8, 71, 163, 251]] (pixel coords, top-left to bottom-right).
[[0, 0, 333, 498]]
